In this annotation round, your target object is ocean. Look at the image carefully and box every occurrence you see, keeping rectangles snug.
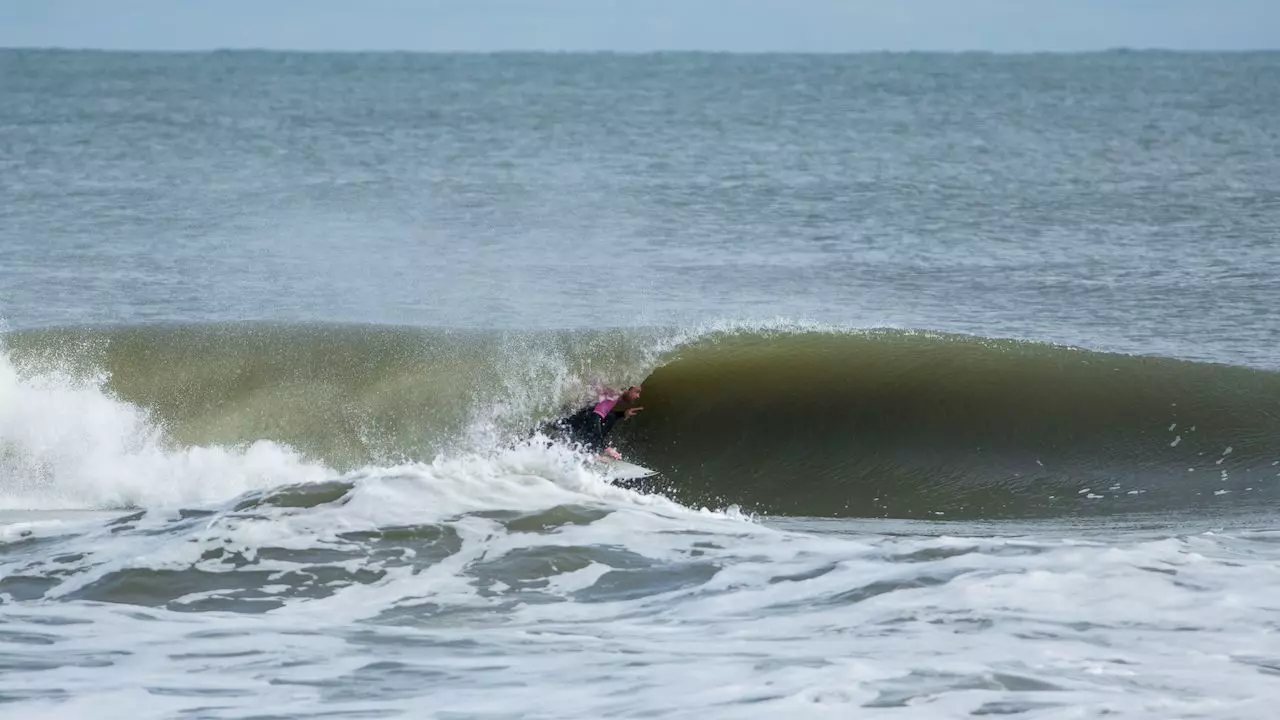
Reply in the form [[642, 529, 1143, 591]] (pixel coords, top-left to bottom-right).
[[2, 49, 1279, 719]]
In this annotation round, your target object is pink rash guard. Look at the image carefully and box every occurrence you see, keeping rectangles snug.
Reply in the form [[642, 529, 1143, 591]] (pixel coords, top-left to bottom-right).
[[592, 390, 621, 418]]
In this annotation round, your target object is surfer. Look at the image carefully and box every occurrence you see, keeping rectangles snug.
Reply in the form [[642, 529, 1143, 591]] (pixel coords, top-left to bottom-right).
[[557, 385, 644, 459]]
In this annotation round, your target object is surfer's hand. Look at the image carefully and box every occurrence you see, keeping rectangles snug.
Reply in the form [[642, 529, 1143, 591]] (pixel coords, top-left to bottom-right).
[[604, 447, 622, 460], [624, 406, 644, 418]]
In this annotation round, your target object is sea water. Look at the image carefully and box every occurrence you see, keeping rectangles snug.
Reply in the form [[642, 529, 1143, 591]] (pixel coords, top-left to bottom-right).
[[2, 50, 1279, 719]]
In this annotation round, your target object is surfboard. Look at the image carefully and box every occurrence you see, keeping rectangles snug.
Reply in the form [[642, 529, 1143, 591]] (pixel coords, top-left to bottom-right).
[[600, 459, 659, 481]]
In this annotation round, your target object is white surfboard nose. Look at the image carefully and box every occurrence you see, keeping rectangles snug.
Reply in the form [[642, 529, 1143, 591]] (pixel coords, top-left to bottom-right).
[[602, 460, 659, 481]]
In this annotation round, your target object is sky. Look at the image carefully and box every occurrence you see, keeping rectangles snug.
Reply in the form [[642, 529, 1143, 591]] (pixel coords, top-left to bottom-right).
[[0, 0, 1276, 53]]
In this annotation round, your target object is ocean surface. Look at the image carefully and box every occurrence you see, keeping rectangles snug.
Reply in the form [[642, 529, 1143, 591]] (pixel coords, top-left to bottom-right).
[[2, 49, 1280, 719]]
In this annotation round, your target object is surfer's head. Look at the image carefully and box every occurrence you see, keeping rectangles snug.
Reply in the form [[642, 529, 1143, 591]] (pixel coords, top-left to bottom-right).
[[622, 385, 642, 402]]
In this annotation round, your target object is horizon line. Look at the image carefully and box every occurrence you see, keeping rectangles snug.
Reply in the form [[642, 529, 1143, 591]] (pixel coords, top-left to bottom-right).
[[3, 45, 1279, 56]]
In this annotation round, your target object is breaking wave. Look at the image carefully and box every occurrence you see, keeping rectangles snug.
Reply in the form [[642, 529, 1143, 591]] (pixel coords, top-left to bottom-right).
[[3, 322, 1278, 519]]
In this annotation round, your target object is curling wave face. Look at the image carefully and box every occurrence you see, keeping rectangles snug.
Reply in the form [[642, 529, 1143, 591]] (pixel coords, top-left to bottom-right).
[[623, 331, 1280, 518], [3, 322, 1279, 519]]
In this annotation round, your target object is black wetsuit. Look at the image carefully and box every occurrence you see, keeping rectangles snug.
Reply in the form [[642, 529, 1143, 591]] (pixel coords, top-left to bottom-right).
[[560, 406, 625, 452]]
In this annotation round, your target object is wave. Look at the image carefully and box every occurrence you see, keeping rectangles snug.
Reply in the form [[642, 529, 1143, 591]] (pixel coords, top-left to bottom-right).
[[622, 330, 1280, 518], [0, 331, 333, 510], [3, 322, 1279, 519]]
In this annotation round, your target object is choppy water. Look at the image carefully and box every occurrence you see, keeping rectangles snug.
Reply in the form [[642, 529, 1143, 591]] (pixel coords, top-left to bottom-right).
[[2, 49, 1280, 719]]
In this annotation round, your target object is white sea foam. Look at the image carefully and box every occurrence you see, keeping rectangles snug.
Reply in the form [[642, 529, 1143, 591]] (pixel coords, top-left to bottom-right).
[[0, 348, 333, 510], [3, 508, 1279, 719]]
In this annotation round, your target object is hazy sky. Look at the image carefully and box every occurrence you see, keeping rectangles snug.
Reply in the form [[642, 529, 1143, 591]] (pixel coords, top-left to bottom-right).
[[1, 0, 1276, 53]]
